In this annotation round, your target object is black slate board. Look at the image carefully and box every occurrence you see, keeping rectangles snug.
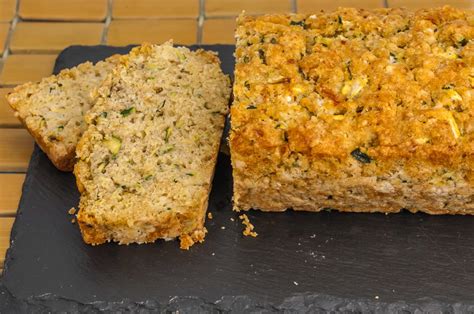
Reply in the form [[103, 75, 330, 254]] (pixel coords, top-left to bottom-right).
[[1, 45, 474, 312]]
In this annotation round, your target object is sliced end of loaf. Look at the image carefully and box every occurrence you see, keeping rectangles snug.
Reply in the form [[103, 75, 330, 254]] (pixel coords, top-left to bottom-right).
[[6, 55, 121, 171]]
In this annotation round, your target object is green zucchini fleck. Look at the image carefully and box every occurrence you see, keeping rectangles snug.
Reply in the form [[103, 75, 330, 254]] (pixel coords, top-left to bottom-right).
[[144, 174, 153, 181], [39, 117, 46, 128], [322, 207, 334, 212], [97, 161, 108, 173], [120, 107, 136, 117], [258, 49, 266, 64], [290, 20, 306, 28], [57, 125, 64, 131], [104, 136, 122, 155], [346, 61, 352, 80], [350, 148, 371, 164], [156, 100, 166, 115], [176, 51, 186, 61], [162, 146, 174, 154], [337, 16, 343, 25], [246, 105, 257, 109], [185, 173, 194, 176], [389, 52, 397, 63], [164, 127, 172, 143], [458, 38, 468, 47]]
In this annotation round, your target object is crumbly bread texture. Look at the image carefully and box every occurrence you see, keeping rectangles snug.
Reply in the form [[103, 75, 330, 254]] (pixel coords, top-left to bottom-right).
[[230, 7, 474, 214], [6, 56, 120, 171], [75, 43, 230, 248]]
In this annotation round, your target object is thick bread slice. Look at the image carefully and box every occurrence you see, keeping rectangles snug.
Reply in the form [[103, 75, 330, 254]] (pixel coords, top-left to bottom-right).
[[74, 43, 231, 248], [6, 56, 120, 171]]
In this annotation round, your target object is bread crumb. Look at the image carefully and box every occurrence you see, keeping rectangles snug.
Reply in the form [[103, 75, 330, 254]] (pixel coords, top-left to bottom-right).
[[179, 227, 207, 250], [68, 207, 76, 215], [230, 217, 235, 222], [179, 234, 194, 250], [207, 212, 213, 219], [71, 218, 76, 224], [239, 214, 258, 237]]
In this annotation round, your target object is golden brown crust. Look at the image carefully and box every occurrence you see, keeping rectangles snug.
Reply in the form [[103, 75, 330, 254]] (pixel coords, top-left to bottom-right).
[[12, 109, 75, 171], [76, 213, 108, 245], [230, 6, 474, 214]]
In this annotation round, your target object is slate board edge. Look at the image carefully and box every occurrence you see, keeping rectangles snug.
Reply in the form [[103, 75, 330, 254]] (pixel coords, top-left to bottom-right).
[[1, 145, 41, 274], [2, 281, 474, 313], [1, 45, 474, 311]]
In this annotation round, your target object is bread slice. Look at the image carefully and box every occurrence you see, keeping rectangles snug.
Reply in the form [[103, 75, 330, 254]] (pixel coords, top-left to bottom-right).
[[230, 7, 474, 214], [74, 42, 231, 248], [6, 56, 120, 171]]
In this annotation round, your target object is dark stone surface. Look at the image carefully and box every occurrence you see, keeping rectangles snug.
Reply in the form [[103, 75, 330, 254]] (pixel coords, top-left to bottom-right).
[[1, 45, 474, 312]]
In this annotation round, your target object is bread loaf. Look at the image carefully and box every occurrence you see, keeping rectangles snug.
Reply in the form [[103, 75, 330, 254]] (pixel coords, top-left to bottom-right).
[[230, 7, 474, 214]]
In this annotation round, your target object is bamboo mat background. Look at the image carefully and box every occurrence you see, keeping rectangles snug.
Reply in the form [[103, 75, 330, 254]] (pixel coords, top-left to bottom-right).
[[0, 0, 473, 272]]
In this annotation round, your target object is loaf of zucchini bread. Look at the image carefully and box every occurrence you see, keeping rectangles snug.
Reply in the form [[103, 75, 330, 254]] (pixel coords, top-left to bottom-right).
[[6, 56, 120, 171], [230, 6, 474, 214], [75, 43, 230, 248]]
